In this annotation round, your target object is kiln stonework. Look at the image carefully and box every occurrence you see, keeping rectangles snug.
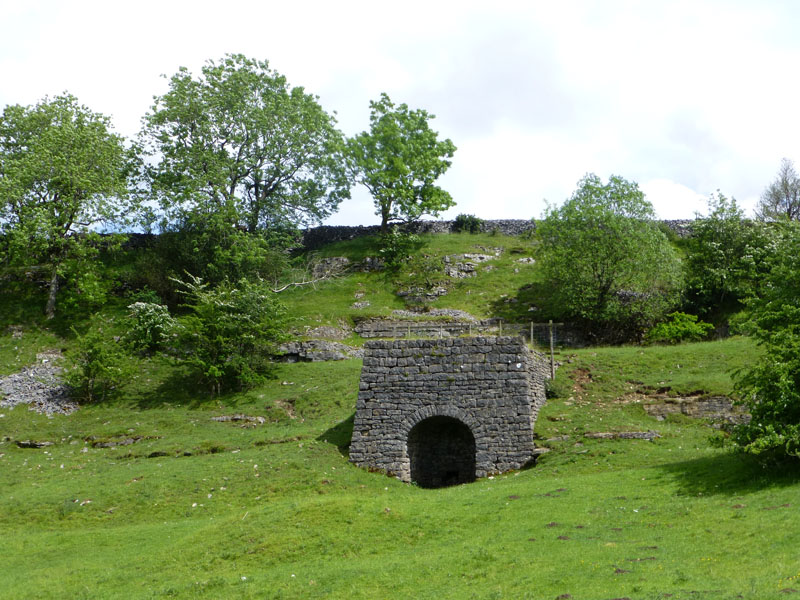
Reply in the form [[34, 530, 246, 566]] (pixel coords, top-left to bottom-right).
[[350, 336, 548, 487]]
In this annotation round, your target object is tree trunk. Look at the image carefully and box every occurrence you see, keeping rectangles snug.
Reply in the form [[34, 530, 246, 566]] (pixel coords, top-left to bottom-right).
[[45, 265, 59, 320]]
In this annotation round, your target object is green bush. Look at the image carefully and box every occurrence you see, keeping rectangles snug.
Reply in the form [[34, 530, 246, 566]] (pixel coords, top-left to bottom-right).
[[175, 275, 288, 396], [453, 213, 482, 234], [64, 320, 132, 402], [377, 226, 422, 273], [645, 312, 714, 344], [125, 302, 178, 353]]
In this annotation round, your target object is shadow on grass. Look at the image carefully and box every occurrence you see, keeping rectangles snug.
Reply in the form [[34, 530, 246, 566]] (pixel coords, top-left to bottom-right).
[[129, 365, 248, 410], [659, 450, 800, 497], [317, 413, 354, 458]]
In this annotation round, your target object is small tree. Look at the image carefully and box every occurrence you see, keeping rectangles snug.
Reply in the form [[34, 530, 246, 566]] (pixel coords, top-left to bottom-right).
[[684, 193, 773, 318], [175, 275, 288, 396], [0, 94, 134, 318], [348, 93, 456, 232], [65, 320, 132, 403], [536, 174, 682, 343], [731, 224, 800, 458], [756, 158, 800, 222]]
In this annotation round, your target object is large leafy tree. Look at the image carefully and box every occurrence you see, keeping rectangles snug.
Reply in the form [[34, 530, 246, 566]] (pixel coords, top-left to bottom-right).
[[141, 54, 350, 234], [348, 93, 456, 232], [0, 94, 132, 318], [756, 158, 800, 222], [536, 174, 682, 343]]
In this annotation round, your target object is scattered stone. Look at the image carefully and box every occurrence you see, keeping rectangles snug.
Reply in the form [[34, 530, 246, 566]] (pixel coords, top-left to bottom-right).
[[0, 352, 78, 415], [351, 301, 371, 309], [613, 568, 631, 574], [546, 522, 559, 528], [16, 440, 54, 448], [584, 431, 661, 441], [91, 436, 143, 448], [515, 257, 536, 264], [211, 415, 266, 425]]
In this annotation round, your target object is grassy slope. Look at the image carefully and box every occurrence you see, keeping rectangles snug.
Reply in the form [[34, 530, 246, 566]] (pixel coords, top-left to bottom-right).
[[2, 234, 800, 599]]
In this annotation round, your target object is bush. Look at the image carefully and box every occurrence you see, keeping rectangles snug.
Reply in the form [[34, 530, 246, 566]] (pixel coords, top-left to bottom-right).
[[645, 312, 714, 344], [730, 224, 800, 459], [125, 302, 178, 353], [64, 320, 132, 402], [453, 213, 482, 234], [175, 275, 288, 396], [377, 226, 422, 273]]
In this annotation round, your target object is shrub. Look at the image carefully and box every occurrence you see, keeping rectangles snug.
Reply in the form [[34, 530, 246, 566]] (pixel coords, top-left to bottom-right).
[[125, 302, 178, 353], [377, 226, 422, 273], [645, 312, 714, 344], [65, 320, 132, 402], [453, 213, 483, 234], [175, 275, 288, 396]]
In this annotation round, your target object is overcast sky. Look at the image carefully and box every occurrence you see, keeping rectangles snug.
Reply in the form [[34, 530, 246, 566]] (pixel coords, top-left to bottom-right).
[[3, 0, 799, 225]]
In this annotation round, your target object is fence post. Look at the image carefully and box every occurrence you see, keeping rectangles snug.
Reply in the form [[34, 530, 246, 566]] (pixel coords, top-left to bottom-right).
[[549, 319, 555, 379], [499, 318, 503, 335], [530, 321, 534, 344]]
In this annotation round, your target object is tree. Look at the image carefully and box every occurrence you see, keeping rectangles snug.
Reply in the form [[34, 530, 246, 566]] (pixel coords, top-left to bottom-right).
[[141, 54, 350, 234], [175, 275, 288, 396], [536, 174, 682, 343], [731, 223, 800, 459], [0, 94, 133, 318], [684, 192, 773, 318], [348, 93, 456, 232], [756, 158, 800, 221]]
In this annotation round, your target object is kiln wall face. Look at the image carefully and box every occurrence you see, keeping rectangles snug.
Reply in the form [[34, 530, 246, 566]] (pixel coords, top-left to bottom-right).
[[350, 336, 547, 484]]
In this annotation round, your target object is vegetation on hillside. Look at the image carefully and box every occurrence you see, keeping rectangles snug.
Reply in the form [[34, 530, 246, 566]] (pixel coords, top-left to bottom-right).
[[5, 51, 800, 598]]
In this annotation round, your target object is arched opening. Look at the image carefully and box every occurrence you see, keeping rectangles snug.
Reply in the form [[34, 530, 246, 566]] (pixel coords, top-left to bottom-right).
[[408, 416, 476, 488]]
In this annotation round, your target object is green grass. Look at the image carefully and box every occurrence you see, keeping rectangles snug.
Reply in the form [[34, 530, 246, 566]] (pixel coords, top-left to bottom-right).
[[2, 334, 799, 599], [286, 232, 540, 330], [2, 234, 796, 599]]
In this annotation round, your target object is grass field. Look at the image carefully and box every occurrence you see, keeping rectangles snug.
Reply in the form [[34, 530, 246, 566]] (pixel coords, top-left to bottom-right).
[[2, 233, 798, 599], [2, 334, 799, 599]]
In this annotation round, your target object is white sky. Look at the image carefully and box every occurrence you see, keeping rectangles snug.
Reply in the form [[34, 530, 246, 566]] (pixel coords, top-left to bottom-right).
[[3, 0, 799, 225]]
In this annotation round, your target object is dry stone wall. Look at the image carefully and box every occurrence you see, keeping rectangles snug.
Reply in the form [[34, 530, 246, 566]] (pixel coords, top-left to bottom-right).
[[350, 336, 548, 485]]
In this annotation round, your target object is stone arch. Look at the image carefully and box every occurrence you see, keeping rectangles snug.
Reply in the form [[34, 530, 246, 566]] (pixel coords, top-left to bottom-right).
[[399, 406, 484, 488], [407, 415, 476, 488]]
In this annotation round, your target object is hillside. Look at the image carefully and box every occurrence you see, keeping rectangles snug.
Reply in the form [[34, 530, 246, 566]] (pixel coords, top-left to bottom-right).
[[1, 231, 799, 599]]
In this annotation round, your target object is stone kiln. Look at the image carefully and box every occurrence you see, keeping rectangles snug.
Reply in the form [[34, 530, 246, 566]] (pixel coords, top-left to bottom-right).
[[350, 336, 548, 487]]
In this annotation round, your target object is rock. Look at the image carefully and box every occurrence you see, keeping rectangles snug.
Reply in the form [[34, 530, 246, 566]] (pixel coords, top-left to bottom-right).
[[211, 414, 266, 425], [16, 440, 54, 448], [305, 325, 352, 340], [278, 340, 363, 362], [584, 431, 661, 441], [311, 256, 350, 278], [351, 301, 371, 309]]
